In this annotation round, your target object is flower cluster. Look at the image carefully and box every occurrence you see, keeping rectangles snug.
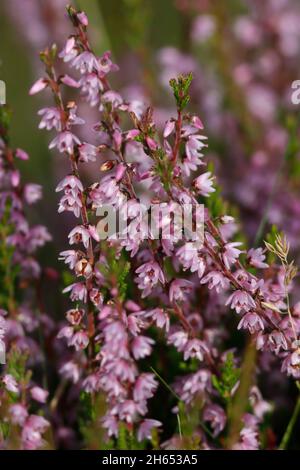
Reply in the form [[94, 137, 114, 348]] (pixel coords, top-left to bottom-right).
[[0, 107, 51, 449], [26, 4, 300, 450]]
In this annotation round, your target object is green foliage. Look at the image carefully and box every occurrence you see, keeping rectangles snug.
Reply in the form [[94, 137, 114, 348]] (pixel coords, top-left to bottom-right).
[[212, 352, 240, 404], [117, 423, 145, 450], [6, 348, 29, 384], [153, 148, 173, 193], [264, 225, 281, 265], [169, 73, 193, 111], [0, 105, 12, 143]]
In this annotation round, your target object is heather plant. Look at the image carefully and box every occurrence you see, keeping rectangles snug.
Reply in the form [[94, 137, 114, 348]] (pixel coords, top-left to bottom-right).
[[0, 106, 52, 449], [23, 5, 300, 450]]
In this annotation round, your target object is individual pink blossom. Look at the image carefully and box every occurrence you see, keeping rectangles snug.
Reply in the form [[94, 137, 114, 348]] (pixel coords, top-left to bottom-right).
[[247, 248, 269, 269], [176, 242, 206, 278], [201, 270, 230, 293], [222, 242, 244, 269], [135, 261, 165, 297], [59, 37, 78, 63], [59, 250, 78, 269], [69, 330, 89, 351], [29, 78, 48, 95], [226, 290, 257, 314], [131, 336, 154, 360], [2, 374, 19, 393], [59, 361, 80, 383], [183, 339, 209, 361], [193, 172, 215, 197], [30, 386, 49, 404], [203, 404, 226, 437], [63, 282, 87, 302], [72, 51, 100, 74], [49, 131, 81, 154], [38, 107, 62, 131], [238, 312, 264, 334], [133, 374, 158, 402], [169, 279, 193, 303], [137, 419, 162, 442], [144, 308, 170, 332], [78, 143, 98, 162], [9, 404, 28, 426], [24, 184, 42, 204]]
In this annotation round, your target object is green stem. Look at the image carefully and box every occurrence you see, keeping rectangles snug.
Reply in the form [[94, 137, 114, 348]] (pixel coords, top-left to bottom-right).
[[279, 393, 300, 450]]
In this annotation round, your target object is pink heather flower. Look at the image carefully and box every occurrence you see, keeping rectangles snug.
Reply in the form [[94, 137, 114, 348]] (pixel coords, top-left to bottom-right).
[[24, 184, 42, 204], [49, 131, 81, 154], [79, 143, 98, 162], [133, 374, 158, 402], [66, 308, 84, 326], [222, 242, 244, 269], [163, 120, 175, 138], [58, 191, 82, 218], [15, 148, 29, 160], [282, 348, 300, 378], [2, 374, 19, 393], [238, 312, 264, 334], [176, 242, 206, 278], [82, 374, 100, 393], [267, 330, 288, 354], [137, 419, 162, 442], [56, 174, 83, 193], [79, 73, 103, 106], [89, 289, 103, 309], [102, 414, 119, 438], [68, 106, 85, 126], [57, 325, 74, 341], [63, 282, 87, 302], [30, 386, 49, 404], [110, 359, 137, 383], [193, 171, 215, 197], [145, 308, 170, 332], [60, 75, 80, 88], [9, 404, 28, 426], [135, 261, 165, 297], [69, 330, 89, 351], [192, 15, 216, 43], [131, 335, 154, 359], [234, 422, 259, 450], [75, 259, 91, 280], [247, 248, 269, 269], [22, 415, 50, 450], [72, 51, 100, 73], [169, 279, 193, 303], [59, 37, 78, 63], [183, 339, 209, 361], [98, 51, 119, 75], [38, 107, 62, 131], [181, 152, 205, 177], [59, 250, 78, 269], [68, 225, 96, 248], [168, 330, 189, 352], [100, 90, 123, 110], [226, 290, 256, 314], [29, 78, 48, 95], [181, 369, 211, 403], [250, 386, 272, 420], [77, 11, 89, 26], [59, 361, 80, 383], [11, 169, 20, 187], [201, 270, 229, 293], [89, 176, 124, 208], [127, 314, 144, 336], [203, 404, 226, 437]]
